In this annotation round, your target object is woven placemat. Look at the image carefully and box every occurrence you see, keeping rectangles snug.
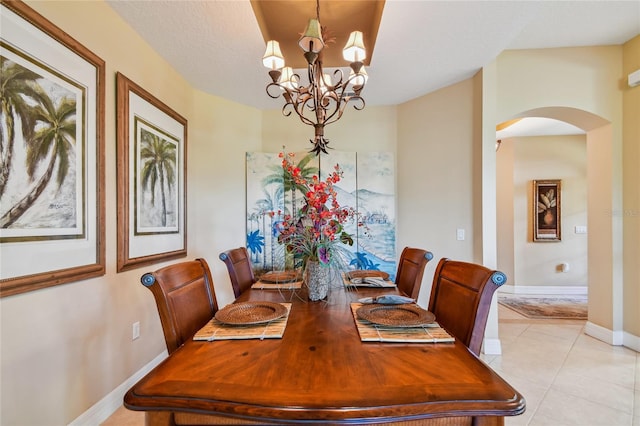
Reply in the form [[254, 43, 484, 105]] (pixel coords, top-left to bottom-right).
[[194, 303, 291, 341], [350, 303, 455, 343], [252, 280, 303, 290]]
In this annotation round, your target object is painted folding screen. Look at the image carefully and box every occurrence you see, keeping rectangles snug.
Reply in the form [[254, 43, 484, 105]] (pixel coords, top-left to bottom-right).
[[246, 151, 397, 280]]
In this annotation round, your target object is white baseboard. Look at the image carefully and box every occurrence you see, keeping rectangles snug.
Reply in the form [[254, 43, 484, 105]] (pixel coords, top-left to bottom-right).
[[623, 331, 640, 352], [585, 321, 640, 352], [483, 338, 502, 355], [585, 321, 622, 345], [69, 351, 167, 426], [499, 285, 588, 296]]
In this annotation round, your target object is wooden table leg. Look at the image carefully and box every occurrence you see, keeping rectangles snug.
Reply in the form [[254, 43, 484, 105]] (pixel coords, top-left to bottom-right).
[[145, 411, 175, 426], [472, 416, 504, 426]]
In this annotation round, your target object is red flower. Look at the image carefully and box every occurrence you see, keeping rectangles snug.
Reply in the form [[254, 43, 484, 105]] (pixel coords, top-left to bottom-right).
[[276, 151, 366, 266]]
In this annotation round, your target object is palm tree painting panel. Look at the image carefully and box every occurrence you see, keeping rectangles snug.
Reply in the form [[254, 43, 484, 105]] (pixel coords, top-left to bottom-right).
[[246, 151, 319, 274], [246, 152, 272, 271], [0, 0, 105, 297], [116, 73, 187, 272]]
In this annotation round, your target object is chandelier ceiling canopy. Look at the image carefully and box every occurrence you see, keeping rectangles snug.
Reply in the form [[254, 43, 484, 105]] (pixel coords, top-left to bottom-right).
[[252, 0, 384, 155]]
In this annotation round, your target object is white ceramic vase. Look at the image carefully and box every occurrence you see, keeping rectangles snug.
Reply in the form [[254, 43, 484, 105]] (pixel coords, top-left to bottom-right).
[[305, 260, 330, 301]]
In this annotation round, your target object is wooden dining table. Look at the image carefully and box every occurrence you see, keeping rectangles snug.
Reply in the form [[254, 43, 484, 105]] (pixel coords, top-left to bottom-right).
[[124, 283, 525, 425]]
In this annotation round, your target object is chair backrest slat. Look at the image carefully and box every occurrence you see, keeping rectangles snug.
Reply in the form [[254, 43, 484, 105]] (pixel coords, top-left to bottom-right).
[[395, 247, 433, 300], [219, 247, 256, 298], [427, 258, 506, 355], [141, 258, 218, 354]]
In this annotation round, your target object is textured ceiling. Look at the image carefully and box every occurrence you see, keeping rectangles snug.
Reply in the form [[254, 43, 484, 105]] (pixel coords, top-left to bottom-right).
[[106, 0, 639, 135]]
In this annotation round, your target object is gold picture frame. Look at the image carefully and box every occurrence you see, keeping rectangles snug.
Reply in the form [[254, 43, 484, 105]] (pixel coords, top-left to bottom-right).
[[0, 0, 106, 297], [533, 179, 561, 242], [116, 73, 187, 272]]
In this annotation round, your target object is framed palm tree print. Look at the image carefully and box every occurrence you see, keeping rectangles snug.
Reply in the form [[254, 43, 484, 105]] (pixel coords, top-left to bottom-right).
[[116, 73, 187, 272], [0, 0, 105, 297]]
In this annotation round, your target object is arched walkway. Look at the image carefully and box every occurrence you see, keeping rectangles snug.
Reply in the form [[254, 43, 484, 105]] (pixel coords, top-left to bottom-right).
[[497, 106, 623, 345]]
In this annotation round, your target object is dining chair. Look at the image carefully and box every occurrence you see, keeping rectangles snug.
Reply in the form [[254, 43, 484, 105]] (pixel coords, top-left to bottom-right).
[[427, 258, 507, 356], [219, 246, 256, 298], [141, 258, 266, 425], [140, 258, 218, 355], [395, 247, 434, 300]]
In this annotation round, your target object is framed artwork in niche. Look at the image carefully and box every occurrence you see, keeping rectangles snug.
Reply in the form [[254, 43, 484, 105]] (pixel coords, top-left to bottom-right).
[[0, 0, 106, 297], [533, 179, 561, 242], [116, 73, 187, 272]]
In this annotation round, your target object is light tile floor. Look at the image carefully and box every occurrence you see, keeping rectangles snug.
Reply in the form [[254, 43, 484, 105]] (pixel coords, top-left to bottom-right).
[[103, 305, 639, 426], [481, 305, 639, 426]]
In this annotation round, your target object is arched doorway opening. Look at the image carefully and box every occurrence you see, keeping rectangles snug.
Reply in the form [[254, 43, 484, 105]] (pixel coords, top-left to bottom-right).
[[494, 106, 623, 345]]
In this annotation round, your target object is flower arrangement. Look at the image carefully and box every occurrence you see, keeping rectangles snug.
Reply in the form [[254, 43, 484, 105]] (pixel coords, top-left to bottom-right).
[[276, 151, 363, 269]]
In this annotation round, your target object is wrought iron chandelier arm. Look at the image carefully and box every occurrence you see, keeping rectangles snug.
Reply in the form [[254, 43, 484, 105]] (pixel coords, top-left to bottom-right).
[[319, 79, 365, 127], [287, 95, 317, 127], [267, 80, 317, 127], [265, 81, 284, 99]]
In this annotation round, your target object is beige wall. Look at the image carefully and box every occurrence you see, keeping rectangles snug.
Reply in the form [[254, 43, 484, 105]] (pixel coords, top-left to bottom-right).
[[496, 139, 515, 283], [189, 90, 262, 308], [498, 135, 588, 289], [587, 124, 617, 329], [261, 105, 397, 154], [622, 35, 640, 337], [397, 79, 479, 306], [0, 1, 259, 425], [496, 47, 623, 123]]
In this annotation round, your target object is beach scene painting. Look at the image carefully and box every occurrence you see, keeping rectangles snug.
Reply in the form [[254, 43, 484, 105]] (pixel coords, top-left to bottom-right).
[[246, 151, 396, 279]]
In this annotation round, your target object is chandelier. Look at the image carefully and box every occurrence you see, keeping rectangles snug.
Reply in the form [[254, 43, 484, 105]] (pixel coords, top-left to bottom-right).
[[262, 0, 368, 155]]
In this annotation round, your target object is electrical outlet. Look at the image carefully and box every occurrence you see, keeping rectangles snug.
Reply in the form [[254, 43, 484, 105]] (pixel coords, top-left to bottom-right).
[[132, 321, 140, 340]]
